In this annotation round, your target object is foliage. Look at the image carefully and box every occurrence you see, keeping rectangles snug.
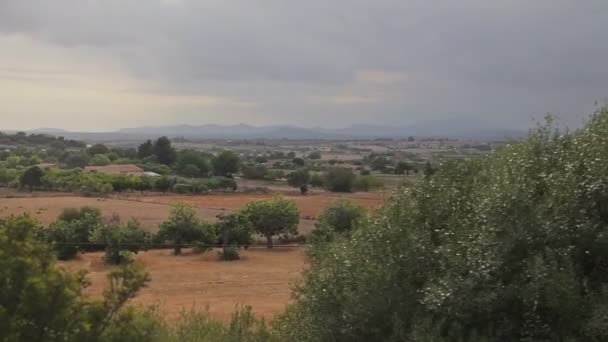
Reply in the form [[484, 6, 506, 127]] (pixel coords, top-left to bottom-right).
[[278, 108, 608, 341], [218, 246, 241, 261], [213, 150, 240, 177], [353, 174, 384, 191], [323, 167, 356, 192], [43, 207, 104, 259], [215, 212, 254, 247], [137, 139, 154, 159], [157, 203, 215, 255], [90, 154, 112, 166], [91, 218, 152, 264], [307, 151, 322, 159], [88, 143, 110, 155], [19, 166, 45, 190], [395, 161, 413, 175], [242, 196, 300, 248], [176, 149, 210, 177], [287, 168, 311, 194], [315, 199, 366, 236], [0, 214, 151, 342], [310, 173, 324, 187], [241, 163, 269, 180], [153, 136, 177, 165]]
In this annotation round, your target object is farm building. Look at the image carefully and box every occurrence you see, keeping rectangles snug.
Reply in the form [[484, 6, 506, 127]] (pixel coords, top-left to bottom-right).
[[84, 164, 144, 175]]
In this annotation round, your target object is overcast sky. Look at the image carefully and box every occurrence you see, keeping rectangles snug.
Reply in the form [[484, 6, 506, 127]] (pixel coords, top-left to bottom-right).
[[1, 0, 607, 131]]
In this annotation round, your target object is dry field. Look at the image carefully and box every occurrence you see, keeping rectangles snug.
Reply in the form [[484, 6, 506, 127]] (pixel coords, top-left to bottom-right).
[[58, 248, 305, 322], [0, 191, 384, 235]]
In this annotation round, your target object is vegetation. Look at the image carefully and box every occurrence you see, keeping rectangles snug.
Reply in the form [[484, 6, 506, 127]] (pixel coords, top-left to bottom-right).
[[213, 150, 240, 177], [242, 196, 300, 248], [91, 217, 152, 264], [276, 109, 608, 341], [323, 167, 356, 192], [287, 168, 311, 194], [0, 214, 150, 341], [157, 203, 216, 255]]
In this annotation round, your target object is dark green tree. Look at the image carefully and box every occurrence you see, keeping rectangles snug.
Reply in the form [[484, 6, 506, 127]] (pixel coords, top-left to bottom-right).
[[287, 168, 311, 194], [19, 166, 44, 191], [324, 167, 356, 192], [153, 137, 177, 165], [137, 140, 154, 159], [212, 150, 240, 177]]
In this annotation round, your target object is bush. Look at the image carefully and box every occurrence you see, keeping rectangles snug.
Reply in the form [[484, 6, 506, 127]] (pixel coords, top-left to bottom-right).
[[218, 246, 240, 261], [278, 108, 608, 341], [310, 173, 324, 187], [323, 167, 356, 192], [353, 175, 384, 192], [44, 207, 104, 259], [90, 218, 151, 264]]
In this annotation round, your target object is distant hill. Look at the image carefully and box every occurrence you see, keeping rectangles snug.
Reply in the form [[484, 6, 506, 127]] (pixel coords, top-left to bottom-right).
[[29, 120, 527, 142]]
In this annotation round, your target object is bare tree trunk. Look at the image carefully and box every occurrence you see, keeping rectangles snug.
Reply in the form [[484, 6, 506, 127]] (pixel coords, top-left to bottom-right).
[[266, 235, 274, 249]]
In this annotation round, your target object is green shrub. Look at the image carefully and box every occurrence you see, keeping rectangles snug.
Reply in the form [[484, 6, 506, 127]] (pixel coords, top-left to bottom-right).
[[218, 246, 240, 261]]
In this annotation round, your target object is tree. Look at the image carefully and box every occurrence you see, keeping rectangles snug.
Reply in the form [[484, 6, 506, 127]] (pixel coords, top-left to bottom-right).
[[240, 163, 269, 180], [215, 213, 253, 260], [153, 136, 177, 165], [212, 150, 240, 177], [353, 175, 383, 192], [395, 161, 413, 175], [324, 167, 356, 192], [312, 200, 366, 244], [181, 164, 201, 178], [0, 215, 150, 341], [64, 153, 88, 168], [19, 166, 44, 191], [137, 140, 154, 159], [176, 150, 210, 177], [310, 173, 324, 187], [292, 157, 305, 167], [287, 168, 311, 194], [90, 154, 111, 166], [91, 218, 151, 264], [154, 176, 172, 193], [157, 203, 215, 255], [371, 156, 391, 173], [308, 151, 322, 159], [44, 207, 104, 259], [88, 143, 109, 155], [277, 108, 608, 341], [242, 196, 300, 248]]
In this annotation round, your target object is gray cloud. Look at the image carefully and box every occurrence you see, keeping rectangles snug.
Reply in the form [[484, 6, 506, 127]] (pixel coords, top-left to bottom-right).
[[0, 0, 607, 129]]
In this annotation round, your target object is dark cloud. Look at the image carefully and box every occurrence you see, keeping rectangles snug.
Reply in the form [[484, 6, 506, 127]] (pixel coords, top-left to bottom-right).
[[0, 0, 607, 128]]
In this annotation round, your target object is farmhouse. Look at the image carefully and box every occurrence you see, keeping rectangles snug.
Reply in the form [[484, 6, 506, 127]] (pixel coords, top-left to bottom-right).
[[84, 164, 144, 175]]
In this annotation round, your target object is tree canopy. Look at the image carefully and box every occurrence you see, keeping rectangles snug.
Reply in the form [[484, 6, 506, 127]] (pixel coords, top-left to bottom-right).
[[242, 196, 300, 248]]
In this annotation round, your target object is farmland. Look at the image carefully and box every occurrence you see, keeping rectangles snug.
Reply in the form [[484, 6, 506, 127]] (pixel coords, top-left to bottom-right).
[[58, 248, 305, 322]]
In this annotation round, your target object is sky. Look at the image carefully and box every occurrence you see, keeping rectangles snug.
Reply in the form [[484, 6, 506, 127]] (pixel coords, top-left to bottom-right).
[[0, 0, 607, 132]]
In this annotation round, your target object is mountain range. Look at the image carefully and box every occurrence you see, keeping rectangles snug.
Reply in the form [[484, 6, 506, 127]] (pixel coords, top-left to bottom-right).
[[26, 119, 527, 141]]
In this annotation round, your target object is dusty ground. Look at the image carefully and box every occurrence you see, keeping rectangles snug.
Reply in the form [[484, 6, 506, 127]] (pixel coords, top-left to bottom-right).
[[58, 248, 306, 322], [120, 192, 385, 220]]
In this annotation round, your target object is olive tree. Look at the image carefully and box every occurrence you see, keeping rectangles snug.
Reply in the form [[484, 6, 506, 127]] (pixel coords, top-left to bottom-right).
[[287, 168, 311, 194], [242, 196, 299, 248], [156, 203, 215, 255]]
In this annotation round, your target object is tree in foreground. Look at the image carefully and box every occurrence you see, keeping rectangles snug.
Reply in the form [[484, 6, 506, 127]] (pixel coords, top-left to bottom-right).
[[0, 214, 150, 341], [276, 108, 608, 341], [156, 203, 215, 255], [287, 168, 311, 194], [242, 196, 299, 248]]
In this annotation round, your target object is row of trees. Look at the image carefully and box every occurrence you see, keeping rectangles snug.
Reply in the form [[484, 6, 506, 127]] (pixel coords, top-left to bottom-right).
[[40, 195, 301, 264]]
